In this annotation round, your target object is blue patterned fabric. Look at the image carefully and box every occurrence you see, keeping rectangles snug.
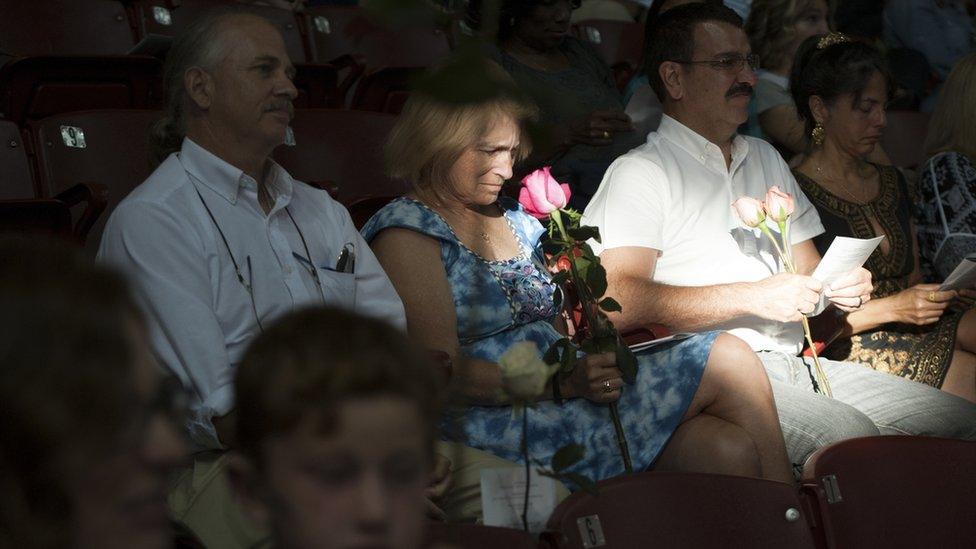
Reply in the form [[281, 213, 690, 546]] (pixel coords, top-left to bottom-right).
[[362, 197, 716, 485]]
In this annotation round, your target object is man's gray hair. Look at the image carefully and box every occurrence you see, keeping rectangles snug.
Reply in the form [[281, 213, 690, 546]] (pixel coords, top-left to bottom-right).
[[148, 9, 236, 167]]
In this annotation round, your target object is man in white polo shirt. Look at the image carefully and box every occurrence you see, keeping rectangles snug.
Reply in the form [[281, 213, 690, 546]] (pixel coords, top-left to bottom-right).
[[583, 3, 976, 465]]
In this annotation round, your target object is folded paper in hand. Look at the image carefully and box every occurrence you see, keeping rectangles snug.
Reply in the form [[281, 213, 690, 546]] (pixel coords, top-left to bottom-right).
[[939, 255, 976, 291]]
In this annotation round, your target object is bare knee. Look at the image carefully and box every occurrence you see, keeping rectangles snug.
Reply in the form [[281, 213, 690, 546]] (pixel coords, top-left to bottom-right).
[[696, 333, 775, 412], [657, 415, 762, 478], [707, 424, 763, 477]]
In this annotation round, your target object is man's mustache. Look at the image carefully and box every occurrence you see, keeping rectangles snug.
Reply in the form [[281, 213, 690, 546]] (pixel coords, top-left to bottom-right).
[[726, 83, 754, 98]]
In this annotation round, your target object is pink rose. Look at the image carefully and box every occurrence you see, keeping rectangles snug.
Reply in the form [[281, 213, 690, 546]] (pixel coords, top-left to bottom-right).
[[764, 186, 795, 223], [519, 167, 571, 219], [731, 196, 766, 228]]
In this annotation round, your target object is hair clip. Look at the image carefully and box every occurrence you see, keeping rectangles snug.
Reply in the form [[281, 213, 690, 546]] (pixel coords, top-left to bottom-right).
[[817, 32, 852, 50]]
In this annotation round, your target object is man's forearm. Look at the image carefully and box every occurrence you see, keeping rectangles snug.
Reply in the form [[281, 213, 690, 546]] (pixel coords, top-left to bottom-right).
[[608, 275, 756, 333]]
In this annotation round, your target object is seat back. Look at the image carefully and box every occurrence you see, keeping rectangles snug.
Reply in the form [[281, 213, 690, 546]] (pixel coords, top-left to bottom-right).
[[131, 0, 310, 62], [0, 119, 35, 199], [801, 436, 976, 548], [0, 199, 73, 238], [543, 472, 817, 549], [573, 19, 644, 89], [881, 110, 930, 169], [424, 522, 536, 549], [305, 6, 451, 68], [28, 109, 162, 253], [0, 0, 135, 56], [350, 67, 421, 114], [274, 109, 410, 207], [0, 55, 163, 126]]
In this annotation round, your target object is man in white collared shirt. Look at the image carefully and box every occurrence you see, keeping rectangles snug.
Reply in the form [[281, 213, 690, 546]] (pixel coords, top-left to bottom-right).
[[99, 11, 529, 548], [583, 3, 976, 466]]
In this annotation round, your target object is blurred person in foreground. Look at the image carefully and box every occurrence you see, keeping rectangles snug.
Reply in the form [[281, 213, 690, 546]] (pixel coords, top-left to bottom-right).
[[229, 307, 442, 549], [584, 3, 976, 466], [0, 237, 187, 549], [917, 53, 976, 281], [98, 9, 515, 547]]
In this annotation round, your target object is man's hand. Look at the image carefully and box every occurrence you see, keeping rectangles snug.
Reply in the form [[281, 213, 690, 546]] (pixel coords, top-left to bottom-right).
[[825, 267, 873, 312], [424, 453, 452, 521], [749, 273, 823, 322]]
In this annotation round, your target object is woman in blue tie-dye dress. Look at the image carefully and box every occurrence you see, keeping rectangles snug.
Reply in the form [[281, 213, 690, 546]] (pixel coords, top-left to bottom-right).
[[361, 60, 793, 485]]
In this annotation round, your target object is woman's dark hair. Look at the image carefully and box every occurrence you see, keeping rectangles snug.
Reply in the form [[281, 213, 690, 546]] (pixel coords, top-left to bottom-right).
[[789, 34, 894, 134], [465, 0, 581, 43], [644, 2, 743, 101]]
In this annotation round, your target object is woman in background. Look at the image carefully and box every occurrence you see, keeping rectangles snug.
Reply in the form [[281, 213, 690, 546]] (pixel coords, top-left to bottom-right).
[[916, 53, 976, 281]]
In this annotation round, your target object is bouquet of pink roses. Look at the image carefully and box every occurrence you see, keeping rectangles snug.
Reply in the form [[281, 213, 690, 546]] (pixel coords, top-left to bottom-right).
[[732, 186, 832, 397]]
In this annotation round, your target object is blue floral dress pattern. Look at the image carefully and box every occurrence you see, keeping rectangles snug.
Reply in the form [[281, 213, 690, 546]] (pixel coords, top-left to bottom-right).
[[361, 197, 716, 485]]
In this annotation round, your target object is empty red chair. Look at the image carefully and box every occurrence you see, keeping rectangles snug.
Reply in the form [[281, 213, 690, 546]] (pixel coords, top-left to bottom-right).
[[28, 109, 162, 253], [0, 119, 35, 199], [881, 110, 930, 169], [305, 5, 451, 68], [0, 0, 136, 56], [273, 109, 410, 208], [801, 436, 976, 548], [542, 472, 817, 549], [0, 56, 162, 127], [129, 0, 311, 62], [423, 522, 536, 549]]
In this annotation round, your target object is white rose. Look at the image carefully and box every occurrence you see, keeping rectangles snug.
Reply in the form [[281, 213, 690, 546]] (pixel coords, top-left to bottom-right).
[[498, 341, 558, 402]]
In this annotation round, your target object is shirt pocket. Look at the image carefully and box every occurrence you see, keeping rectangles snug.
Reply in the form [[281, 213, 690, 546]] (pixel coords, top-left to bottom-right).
[[316, 268, 357, 310]]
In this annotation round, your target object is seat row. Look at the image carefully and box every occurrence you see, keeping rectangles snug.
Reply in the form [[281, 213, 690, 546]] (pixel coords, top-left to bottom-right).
[[0, 108, 409, 253], [424, 436, 975, 549], [0, 1, 453, 67]]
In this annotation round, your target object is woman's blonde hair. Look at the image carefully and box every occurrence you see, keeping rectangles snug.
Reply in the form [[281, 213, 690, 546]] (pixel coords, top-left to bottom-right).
[[385, 56, 537, 191], [746, 0, 824, 73], [924, 53, 976, 161]]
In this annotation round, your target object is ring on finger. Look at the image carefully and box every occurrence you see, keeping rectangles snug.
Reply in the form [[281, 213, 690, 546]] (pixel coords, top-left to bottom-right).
[[602, 130, 610, 139], [603, 379, 614, 393], [856, 295, 862, 308], [927, 291, 937, 302]]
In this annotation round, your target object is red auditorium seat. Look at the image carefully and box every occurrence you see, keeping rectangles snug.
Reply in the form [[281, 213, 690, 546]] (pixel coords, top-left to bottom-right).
[[0, 187, 108, 244], [27, 109, 162, 253], [423, 522, 536, 549], [0, 0, 136, 56], [0, 119, 35, 199], [881, 110, 930, 169], [541, 472, 817, 549], [350, 67, 421, 114], [274, 109, 410, 222], [573, 20, 645, 91], [305, 5, 451, 68], [801, 436, 976, 548], [0, 56, 162, 127], [129, 0, 311, 62]]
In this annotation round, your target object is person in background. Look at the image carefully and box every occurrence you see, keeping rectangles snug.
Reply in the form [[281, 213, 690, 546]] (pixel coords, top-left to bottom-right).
[[466, 0, 642, 210], [229, 307, 441, 549], [99, 10, 516, 547], [584, 3, 976, 467], [917, 53, 976, 281], [791, 34, 976, 403], [364, 56, 795, 487], [883, 0, 975, 111], [743, 0, 829, 157], [0, 238, 187, 549]]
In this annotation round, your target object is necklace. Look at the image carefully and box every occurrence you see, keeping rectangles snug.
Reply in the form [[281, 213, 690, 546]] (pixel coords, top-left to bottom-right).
[[814, 162, 875, 205]]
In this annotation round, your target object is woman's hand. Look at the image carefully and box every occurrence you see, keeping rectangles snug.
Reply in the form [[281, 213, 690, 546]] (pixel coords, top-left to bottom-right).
[[887, 283, 956, 325], [564, 352, 623, 404], [565, 111, 634, 147], [424, 453, 452, 521]]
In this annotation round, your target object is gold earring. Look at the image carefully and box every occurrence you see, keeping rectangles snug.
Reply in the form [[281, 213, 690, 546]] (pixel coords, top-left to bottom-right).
[[811, 123, 825, 147]]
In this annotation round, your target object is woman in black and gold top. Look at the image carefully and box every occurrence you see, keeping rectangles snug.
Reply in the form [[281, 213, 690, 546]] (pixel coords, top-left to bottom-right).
[[789, 33, 976, 403]]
